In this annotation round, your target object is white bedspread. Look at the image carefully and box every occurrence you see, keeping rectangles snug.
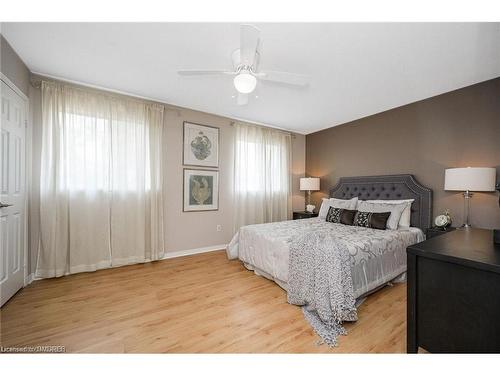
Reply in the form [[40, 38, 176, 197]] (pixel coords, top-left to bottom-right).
[[227, 217, 424, 298]]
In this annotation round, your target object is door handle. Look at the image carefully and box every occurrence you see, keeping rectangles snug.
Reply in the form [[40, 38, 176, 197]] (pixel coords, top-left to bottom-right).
[[0, 202, 13, 208]]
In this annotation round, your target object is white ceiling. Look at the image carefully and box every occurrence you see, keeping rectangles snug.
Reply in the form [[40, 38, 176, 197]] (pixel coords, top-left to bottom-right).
[[2, 23, 499, 134]]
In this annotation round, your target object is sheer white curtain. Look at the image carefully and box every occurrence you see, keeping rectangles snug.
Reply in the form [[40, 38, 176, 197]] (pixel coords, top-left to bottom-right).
[[36, 81, 165, 278], [233, 123, 292, 230]]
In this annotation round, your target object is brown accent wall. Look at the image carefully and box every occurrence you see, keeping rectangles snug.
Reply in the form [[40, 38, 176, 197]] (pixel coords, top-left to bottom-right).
[[306, 78, 500, 229]]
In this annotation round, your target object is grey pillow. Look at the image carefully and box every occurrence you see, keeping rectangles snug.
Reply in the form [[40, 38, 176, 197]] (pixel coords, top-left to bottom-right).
[[356, 201, 407, 230]]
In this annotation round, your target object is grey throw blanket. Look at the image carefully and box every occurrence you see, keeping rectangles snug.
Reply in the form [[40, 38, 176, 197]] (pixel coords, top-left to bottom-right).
[[287, 230, 358, 347]]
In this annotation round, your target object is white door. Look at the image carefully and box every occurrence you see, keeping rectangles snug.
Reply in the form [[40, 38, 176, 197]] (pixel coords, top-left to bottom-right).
[[0, 78, 26, 307]]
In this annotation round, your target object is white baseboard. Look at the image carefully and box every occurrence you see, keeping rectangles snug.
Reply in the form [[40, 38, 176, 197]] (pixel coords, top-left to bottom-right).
[[162, 244, 227, 260]]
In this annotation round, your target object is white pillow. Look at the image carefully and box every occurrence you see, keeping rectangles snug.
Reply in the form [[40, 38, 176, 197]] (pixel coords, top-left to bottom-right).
[[318, 197, 358, 219], [366, 199, 414, 228], [356, 201, 407, 230], [330, 197, 358, 210], [318, 198, 331, 219]]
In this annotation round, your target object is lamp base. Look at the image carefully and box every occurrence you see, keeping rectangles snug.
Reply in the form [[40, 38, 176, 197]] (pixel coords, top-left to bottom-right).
[[460, 191, 473, 229], [304, 190, 311, 211]]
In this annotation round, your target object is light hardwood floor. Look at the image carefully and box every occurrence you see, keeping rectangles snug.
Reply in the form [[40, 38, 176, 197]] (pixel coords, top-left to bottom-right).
[[0, 250, 408, 353]]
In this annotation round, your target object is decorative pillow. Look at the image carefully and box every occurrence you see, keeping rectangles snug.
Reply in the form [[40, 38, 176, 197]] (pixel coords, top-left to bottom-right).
[[366, 199, 414, 228], [353, 211, 391, 230], [319, 196, 358, 219], [325, 207, 357, 225], [356, 201, 407, 230]]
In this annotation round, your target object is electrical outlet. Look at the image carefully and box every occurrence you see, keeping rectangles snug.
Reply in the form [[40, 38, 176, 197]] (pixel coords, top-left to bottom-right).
[[216, 224, 222, 232]]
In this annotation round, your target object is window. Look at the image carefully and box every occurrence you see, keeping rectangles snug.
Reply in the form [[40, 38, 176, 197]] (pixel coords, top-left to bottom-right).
[[37, 81, 165, 278], [233, 123, 291, 229], [51, 105, 154, 193], [235, 140, 288, 193]]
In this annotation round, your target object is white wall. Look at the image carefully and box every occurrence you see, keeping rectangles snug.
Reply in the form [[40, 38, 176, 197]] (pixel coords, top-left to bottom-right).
[[28, 77, 306, 273]]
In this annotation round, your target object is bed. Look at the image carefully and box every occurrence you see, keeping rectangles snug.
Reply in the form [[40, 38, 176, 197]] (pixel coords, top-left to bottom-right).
[[227, 174, 432, 300]]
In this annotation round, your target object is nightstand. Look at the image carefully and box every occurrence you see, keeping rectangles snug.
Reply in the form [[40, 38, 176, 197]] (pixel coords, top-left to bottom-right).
[[293, 211, 319, 220], [426, 226, 456, 239]]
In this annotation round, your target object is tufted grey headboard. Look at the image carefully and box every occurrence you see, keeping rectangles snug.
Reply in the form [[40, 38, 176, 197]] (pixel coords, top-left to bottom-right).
[[329, 174, 432, 230]]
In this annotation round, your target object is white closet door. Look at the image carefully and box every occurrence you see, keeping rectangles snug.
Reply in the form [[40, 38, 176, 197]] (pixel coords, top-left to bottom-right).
[[0, 79, 26, 307]]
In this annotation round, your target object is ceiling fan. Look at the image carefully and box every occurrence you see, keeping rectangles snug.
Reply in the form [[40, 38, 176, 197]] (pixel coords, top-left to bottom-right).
[[177, 24, 309, 105]]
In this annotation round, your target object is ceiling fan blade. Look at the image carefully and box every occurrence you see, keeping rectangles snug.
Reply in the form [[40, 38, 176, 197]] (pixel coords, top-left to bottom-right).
[[178, 70, 235, 76], [237, 92, 248, 106], [257, 71, 309, 87], [240, 24, 260, 68]]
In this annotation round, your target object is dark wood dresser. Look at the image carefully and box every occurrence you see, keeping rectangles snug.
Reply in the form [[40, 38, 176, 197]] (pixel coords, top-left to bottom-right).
[[407, 228, 500, 353]]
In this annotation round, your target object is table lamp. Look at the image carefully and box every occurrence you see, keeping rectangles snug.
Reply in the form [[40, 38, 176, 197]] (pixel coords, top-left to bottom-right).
[[300, 177, 320, 212], [444, 167, 496, 228]]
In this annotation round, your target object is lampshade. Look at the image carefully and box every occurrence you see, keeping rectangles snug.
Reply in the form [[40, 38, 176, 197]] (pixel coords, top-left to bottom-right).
[[300, 177, 320, 191], [444, 167, 496, 192], [233, 71, 257, 94]]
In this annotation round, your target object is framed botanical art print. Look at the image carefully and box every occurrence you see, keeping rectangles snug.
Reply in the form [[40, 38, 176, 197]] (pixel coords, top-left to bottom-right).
[[183, 169, 219, 212], [183, 122, 219, 168]]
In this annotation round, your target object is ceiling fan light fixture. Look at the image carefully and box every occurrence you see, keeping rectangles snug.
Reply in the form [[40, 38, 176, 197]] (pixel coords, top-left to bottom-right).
[[178, 25, 309, 105], [233, 71, 257, 94]]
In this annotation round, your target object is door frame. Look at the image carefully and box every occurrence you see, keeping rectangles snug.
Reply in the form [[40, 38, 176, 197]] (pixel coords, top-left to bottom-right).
[[1, 72, 31, 287]]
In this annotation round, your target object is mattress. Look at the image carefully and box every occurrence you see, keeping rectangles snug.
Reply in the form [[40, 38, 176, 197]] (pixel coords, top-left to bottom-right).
[[227, 217, 424, 299]]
